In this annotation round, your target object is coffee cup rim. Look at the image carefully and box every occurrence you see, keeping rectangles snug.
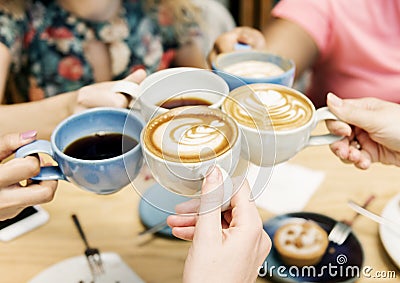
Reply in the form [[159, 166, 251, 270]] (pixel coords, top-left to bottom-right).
[[141, 131, 240, 166], [213, 50, 295, 79], [222, 83, 316, 134], [138, 68, 229, 109], [141, 105, 240, 165], [51, 107, 145, 163], [141, 88, 228, 121]]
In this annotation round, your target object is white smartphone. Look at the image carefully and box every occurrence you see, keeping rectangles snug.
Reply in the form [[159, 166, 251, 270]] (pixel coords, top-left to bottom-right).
[[0, 206, 49, 242]]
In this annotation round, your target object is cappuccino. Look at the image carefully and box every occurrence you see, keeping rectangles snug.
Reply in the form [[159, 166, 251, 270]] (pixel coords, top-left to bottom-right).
[[223, 84, 313, 131], [143, 106, 238, 163], [222, 60, 285, 79]]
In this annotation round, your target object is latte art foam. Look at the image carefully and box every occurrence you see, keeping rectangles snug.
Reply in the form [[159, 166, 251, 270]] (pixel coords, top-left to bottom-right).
[[222, 60, 285, 78], [223, 84, 313, 131], [143, 106, 238, 163]]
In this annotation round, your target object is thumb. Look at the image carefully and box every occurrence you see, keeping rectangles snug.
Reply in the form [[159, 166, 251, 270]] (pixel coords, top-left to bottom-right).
[[195, 166, 224, 243], [125, 69, 147, 84], [327, 93, 380, 132], [0, 131, 37, 160]]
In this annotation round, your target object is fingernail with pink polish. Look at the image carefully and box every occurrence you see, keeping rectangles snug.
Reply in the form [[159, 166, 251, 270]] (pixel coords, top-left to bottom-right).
[[21, 130, 37, 140]]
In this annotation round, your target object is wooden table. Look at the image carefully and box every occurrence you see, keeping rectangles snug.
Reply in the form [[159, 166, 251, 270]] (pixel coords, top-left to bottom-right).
[[1, 127, 399, 283]]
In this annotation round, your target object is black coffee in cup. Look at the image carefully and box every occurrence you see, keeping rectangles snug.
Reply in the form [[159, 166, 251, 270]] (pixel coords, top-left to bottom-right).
[[157, 97, 212, 110], [63, 132, 138, 160]]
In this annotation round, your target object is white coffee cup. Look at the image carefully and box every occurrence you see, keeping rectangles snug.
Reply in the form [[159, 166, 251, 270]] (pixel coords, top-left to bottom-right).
[[111, 68, 229, 122], [222, 83, 343, 167], [137, 67, 229, 122], [140, 106, 241, 209]]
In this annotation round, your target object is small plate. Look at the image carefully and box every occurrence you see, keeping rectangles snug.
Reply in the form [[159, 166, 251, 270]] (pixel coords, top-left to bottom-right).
[[138, 183, 190, 238], [379, 193, 400, 269], [261, 212, 364, 283], [29, 252, 144, 283]]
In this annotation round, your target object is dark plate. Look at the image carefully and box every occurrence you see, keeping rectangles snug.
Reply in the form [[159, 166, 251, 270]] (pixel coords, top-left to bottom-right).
[[260, 212, 364, 283], [138, 183, 190, 238]]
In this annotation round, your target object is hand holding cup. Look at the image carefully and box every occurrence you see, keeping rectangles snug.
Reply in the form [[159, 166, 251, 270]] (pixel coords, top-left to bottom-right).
[[15, 108, 144, 194], [222, 83, 343, 167], [141, 106, 241, 209]]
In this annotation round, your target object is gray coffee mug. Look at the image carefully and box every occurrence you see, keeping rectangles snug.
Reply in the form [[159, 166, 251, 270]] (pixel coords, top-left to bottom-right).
[[15, 108, 144, 194]]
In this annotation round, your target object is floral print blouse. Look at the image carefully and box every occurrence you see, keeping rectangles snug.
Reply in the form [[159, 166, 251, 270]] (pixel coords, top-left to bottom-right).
[[0, 0, 194, 103]]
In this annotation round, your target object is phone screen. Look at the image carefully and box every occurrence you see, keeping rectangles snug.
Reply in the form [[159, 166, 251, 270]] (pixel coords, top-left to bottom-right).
[[0, 206, 39, 230]]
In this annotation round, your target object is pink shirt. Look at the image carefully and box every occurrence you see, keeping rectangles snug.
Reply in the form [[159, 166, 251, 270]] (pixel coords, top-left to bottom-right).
[[272, 0, 400, 107]]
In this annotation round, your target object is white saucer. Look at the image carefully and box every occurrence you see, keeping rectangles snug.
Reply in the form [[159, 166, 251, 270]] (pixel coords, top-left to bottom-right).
[[379, 193, 400, 269], [28, 252, 145, 283]]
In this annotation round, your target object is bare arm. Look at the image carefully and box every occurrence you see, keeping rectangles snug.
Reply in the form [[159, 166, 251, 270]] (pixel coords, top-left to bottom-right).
[[0, 91, 77, 139], [0, 42, 12, 103], [0, 40, 67, 139], [262, 18, 319, 77], [0, 70, 147, 139]]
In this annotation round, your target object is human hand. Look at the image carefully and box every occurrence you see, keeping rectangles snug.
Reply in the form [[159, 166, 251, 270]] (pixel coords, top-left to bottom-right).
[[207, 27, 267, 66], [326, 93, 400, 169], [167, 167, 271, 283], [74, 69, 147, 113], [0, 132, 57, 220]]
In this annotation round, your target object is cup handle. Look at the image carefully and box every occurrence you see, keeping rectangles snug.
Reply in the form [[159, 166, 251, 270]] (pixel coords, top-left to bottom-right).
[[15, 140, 66, 180], [234, 43, 252, 51], [111, 81, 141, 109], [308, 107, 344, 146]]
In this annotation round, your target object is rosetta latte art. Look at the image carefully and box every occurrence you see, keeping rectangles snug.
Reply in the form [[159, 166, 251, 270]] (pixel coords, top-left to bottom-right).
[[144, 107, 237, 163], [223, 85, 313, 131]]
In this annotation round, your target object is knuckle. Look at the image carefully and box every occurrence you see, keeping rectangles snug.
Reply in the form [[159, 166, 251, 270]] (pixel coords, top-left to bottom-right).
[[76, 87, 91, 104], [23, 157, 41, 176]]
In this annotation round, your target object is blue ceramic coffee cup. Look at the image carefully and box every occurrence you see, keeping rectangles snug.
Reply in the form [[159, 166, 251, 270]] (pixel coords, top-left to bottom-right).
[[15, 108, 144, 194], [212, 50, 295, 90]]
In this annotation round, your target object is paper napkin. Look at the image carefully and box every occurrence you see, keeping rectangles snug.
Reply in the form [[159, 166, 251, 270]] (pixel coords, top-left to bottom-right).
[[246, 162, 325, 215]]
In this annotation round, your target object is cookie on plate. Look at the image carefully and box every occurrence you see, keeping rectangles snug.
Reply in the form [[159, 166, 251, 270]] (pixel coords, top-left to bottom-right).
[[273, 219, 329, 267]]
